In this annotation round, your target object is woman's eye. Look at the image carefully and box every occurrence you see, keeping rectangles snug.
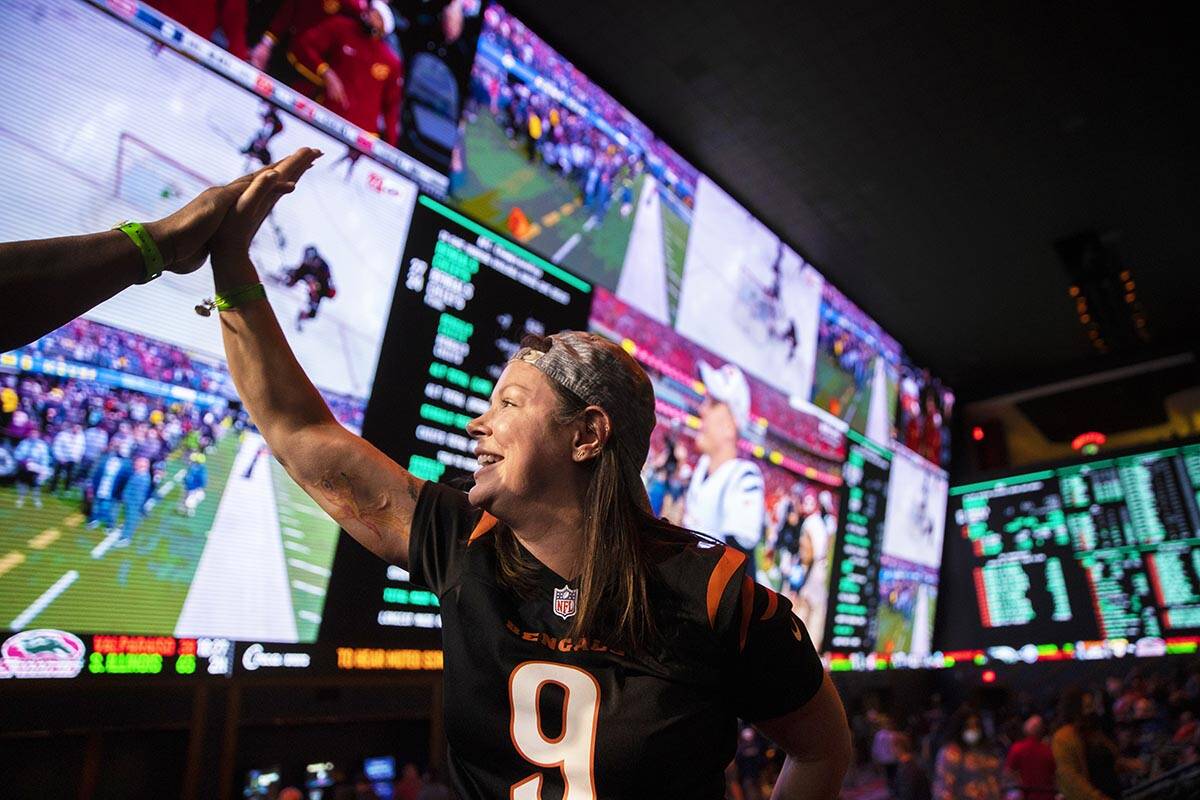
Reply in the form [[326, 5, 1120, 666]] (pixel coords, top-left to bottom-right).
[[501, 400, 516, 408]]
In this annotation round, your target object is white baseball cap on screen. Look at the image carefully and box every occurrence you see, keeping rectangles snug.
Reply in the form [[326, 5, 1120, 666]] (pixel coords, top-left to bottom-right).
[[698, 361, 752, 432]]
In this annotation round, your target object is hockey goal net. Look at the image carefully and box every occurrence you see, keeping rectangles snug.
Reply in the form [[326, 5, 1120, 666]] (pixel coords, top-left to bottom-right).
[[114, 132, 215, 219]]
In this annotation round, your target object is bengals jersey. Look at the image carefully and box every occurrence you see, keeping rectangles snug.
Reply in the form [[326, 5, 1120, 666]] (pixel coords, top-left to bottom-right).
[[409, 482, 826, 799]]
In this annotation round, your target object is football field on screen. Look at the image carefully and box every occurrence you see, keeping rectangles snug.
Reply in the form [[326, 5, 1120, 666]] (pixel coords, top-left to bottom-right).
[[456, 113, 644, 290], [0, 433, 338, 640]]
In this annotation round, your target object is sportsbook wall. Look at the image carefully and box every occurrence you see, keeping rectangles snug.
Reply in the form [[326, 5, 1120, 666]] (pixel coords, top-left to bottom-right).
[[0, 0, 950, 681], [936, 440, 1200, 671]]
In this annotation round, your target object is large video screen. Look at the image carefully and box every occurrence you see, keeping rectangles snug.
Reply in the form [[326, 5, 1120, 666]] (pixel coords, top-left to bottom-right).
[[242, 0, 486, 177], [0, 0, 417, 664], [456, 3, 700, 303], [941, 442, 1200, 663]]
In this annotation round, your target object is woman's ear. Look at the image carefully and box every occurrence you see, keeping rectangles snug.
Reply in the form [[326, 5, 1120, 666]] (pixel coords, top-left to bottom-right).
[[572, 406, 612, 462]]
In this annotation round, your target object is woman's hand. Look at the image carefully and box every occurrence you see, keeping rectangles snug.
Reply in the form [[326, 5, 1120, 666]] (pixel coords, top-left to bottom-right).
[[208, 148, 322, 262], [143, 148, 321, 276]]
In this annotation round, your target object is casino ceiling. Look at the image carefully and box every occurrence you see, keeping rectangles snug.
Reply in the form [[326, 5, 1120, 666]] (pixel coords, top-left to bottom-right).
[[505, 0, 1199, 399]]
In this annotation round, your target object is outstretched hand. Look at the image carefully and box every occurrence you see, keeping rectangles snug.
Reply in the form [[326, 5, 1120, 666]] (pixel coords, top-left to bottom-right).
[[145, 148, 322, 275], [208, 147, 323, 260]]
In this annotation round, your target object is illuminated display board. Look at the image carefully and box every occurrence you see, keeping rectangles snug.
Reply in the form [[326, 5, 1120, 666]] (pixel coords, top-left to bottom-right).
[[0, 0, 422, 678], [0, 0, 961, 679], [940, 442, 1200, 666], [821, 433, 948, 668]]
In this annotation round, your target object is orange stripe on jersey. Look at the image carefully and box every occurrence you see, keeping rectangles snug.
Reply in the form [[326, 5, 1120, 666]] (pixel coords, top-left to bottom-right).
[[467, 512, 499, 545], [760, 587, 779, 621], [705, 547, 746, 628], [737, 575, 755, 652]]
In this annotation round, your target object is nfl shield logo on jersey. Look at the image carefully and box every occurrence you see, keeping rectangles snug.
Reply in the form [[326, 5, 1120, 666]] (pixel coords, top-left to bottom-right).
[[552, 585, 578, 620]]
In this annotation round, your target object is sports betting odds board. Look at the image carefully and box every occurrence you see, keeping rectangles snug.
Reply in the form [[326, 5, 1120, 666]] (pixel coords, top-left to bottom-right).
[[940, 442, 1200, 665]]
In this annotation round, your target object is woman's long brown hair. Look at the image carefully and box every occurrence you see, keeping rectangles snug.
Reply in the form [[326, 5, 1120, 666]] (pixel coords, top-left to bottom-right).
[[490, 380, 665, 653]]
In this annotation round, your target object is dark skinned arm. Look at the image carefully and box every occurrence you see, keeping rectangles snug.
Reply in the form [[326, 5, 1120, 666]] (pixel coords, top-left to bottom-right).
[[0, 164, 288, 352]]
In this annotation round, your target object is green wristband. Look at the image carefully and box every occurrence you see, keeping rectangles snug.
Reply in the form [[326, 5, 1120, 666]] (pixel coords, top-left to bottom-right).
[[214, 283, 267, 312], [113, 221, 165, 284]]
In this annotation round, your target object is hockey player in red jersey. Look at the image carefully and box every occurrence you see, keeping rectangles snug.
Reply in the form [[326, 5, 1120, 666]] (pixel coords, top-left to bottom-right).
[[250, 0, 362, 71], [287, 0, 403, 145]]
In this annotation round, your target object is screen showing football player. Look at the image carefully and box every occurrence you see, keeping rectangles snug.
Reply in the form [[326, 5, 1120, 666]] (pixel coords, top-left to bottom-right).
[[683, 362, 766, 561]]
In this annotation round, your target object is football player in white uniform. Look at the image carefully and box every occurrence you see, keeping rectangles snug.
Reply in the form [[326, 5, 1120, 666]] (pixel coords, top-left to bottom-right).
[[684, 362, 766, 565]]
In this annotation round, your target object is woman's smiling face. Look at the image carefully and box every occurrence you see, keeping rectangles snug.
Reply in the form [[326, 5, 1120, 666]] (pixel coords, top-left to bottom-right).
[[465, 361, 576, 516]]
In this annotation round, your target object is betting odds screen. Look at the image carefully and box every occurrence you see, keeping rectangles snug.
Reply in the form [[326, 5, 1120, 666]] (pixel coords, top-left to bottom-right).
[[940, 441, 1200, 665], [823, 432, 949, 671]]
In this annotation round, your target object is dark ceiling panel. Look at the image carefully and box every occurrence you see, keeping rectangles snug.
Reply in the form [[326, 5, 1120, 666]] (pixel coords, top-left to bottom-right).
[[502, 0, 1199, 395]]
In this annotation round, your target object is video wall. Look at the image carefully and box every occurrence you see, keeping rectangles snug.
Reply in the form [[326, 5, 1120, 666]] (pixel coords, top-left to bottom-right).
[[0, 0, 953, 680], [940, 441, 1200, 668]]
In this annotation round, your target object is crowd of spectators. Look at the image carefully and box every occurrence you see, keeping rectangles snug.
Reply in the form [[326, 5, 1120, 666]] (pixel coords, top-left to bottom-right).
[[2, 319, 365, 538], [730, 659, 1200, 799], [264, 761, 452, 800], [1, 371, 230, 530], [467, 5, 696, 220], [18, 318, 236, 396]]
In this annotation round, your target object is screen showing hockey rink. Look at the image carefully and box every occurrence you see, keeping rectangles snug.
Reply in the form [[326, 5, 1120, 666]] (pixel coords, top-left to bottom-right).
[[0, 0, 418, 644]]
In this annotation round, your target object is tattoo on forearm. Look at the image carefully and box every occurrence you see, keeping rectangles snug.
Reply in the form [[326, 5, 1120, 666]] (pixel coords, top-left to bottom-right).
[[316, 471, 404, 551]]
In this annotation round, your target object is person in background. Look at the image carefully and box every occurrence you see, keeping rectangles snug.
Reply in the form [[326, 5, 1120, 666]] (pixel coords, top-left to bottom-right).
[[49, 422, 86, 494], [894, 733, 932, 800], [797, 490, 832, 651], [147, 0, 249, 60], [1054, 688, 1127, 800], [1006, 714, 1056, 799], [250, 0, 355, 72], [0, 377, 18, 432], [414, 765, 452, 800], [88, 442, 129, 532], [13, 429, 52, 509], [733, 725, 769, 800], [117, 456, 155, 548], [179, 452, 208, 517], [683, 361, 765, 560], [288, 1, 403, 145], [871, 713, 902, 794], [394, 762, 423, 800], [933, 708, 1003, 800], [80, 423, 109, 484]]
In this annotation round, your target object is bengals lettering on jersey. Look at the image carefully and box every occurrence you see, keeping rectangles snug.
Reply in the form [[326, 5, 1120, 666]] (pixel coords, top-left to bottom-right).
[[408, 481, 825, 799]]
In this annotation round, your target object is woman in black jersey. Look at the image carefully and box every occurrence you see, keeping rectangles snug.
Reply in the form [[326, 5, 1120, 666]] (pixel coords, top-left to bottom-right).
[[205, 149, 852, 797]]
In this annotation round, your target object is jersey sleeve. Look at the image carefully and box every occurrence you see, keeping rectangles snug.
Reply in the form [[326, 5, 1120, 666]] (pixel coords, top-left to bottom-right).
[[720, 462, 765, 549], [407, 480, 481, 596], [728, 578, 826, 722]]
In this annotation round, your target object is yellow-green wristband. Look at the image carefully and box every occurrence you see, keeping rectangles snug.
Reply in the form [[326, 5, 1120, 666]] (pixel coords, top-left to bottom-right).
[[214, 283, 267, 312], [113, 221, 164, 284]]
